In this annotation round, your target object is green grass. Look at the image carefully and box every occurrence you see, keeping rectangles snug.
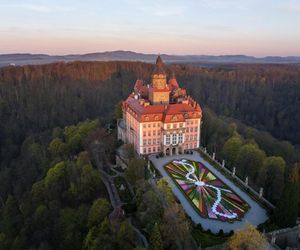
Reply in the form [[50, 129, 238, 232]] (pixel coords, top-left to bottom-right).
[[114, 176, 132, 203]]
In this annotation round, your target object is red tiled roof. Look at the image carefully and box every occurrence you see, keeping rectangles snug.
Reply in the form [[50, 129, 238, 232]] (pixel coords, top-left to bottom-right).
[[134, 79, 143, 91], [123, 56, 202, 123], [168, 78, 179, 91], [124, 96, 202, 123]]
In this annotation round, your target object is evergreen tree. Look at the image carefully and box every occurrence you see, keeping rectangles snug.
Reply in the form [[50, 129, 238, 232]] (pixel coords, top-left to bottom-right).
[[117, 219, 135, 250], [257, 156, 285, 203], [273, 165, 299, 228], [149, 223, 163, 250]]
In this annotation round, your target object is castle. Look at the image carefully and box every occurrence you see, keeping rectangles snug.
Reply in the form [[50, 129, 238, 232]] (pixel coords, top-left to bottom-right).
[[117, 56, 202, 156]]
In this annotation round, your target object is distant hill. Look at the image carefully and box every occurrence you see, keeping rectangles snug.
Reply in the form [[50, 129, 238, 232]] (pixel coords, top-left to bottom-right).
[[1, 50, 300, 67]]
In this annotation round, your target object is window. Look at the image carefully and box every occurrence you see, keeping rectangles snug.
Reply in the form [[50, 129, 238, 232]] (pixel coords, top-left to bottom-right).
[[148, 147, 151, 153], [173, 124, 177, 129], [153, 139, 156, 144], [143, 131, 146, 137], [191, 121, 194, 125], [186, 135, 189, 141], [143, 124, 146, 128], [153, 147, 156, 152], [194, 135, 197, 140], [172, 134, 177, 145], [148, 124, 151, 128], [157, 146, 160, 151], [186, 128, 189, 133], [143, 139, 146, 145], [190, 127, 193, 133], [148, 131, 151, 136], [153, 123, 156, 127], [158, 130, 161, 136], [178, 133, 183, 144], [148, 139, 151, 145], [167, 124, 170, 129], [157, 139, 160, 144], [143, 148, 146, 153], [153, 131, 156, 136], [195, 127, 198, 132], [179, 123, 183, 128], [166, 134, 170, 145]]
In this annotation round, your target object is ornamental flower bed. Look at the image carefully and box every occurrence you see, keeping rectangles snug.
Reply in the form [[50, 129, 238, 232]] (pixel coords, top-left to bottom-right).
[[164, 159, 249, 222]]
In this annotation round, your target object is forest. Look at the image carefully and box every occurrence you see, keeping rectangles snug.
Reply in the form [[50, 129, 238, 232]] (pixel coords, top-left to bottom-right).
[[0, 61, 300, 249]]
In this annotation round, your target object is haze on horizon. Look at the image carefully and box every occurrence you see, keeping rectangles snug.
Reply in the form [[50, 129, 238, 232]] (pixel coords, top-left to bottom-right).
[[0, 0, 300, 57]]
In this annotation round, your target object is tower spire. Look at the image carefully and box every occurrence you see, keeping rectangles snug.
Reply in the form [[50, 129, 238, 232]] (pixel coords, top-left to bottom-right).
[[152, 55, 166, 75]]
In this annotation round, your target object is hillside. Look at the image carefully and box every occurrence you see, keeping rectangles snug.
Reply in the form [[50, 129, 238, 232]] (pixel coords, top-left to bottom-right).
[[1, 51, 300, 67], [0, 60, 300, 249], [0, 61, 299, 145]]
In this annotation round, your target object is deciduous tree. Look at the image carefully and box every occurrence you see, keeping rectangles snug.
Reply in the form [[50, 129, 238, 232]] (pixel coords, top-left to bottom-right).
[[227, 224, 267, 250]]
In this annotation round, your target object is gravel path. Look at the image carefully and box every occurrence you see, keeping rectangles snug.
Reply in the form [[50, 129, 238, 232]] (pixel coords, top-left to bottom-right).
[[149, 151, 268, 233]]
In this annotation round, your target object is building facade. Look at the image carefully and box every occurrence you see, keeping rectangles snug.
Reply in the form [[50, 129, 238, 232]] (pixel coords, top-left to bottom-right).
[[118, 56, 202, 156]]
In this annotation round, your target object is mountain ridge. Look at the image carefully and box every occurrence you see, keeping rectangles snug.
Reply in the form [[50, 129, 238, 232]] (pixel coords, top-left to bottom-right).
[[1, 50, 300, 67]]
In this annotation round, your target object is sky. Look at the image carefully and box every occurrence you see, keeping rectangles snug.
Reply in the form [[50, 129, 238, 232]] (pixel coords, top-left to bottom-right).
[[0, 0, 300, 56]]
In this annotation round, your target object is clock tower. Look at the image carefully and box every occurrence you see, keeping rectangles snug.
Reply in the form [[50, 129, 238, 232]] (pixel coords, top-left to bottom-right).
[[149, 55, 170, 104]]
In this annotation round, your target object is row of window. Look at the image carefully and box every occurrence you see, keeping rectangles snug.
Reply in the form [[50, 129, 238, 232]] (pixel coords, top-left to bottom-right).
[[186, 121, 198, 125], [186, 127, 198, 133], [143, 139, 161, 145], [186, 135, 198, 141], [186, 143, 197, 149], [142, 122, 199, 130], [166, 123, 183, 129], [143, 123, 161, 128], [143, 130, 161, 137], [143, 146, 160, 154], [165, 133, 183, 145]]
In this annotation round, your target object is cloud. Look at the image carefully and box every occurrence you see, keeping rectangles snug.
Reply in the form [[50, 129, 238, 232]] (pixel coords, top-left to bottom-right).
[[200, 0, 249, 10], [3, 3, 74, 13], [275, 0, 300, 12], [152, 6, 187, 17], [123, 0, 187, 17]]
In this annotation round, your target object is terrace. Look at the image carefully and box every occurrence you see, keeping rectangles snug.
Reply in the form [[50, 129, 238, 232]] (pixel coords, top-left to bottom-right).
[[149, 151, 268, 233]]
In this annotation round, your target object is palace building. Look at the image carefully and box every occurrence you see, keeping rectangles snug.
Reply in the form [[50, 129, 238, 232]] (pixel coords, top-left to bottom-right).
[[117, 56, 202, 156]]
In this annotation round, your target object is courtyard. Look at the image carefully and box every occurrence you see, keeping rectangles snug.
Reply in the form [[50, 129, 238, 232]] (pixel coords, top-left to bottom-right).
[[149, 151, 268, 233]]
